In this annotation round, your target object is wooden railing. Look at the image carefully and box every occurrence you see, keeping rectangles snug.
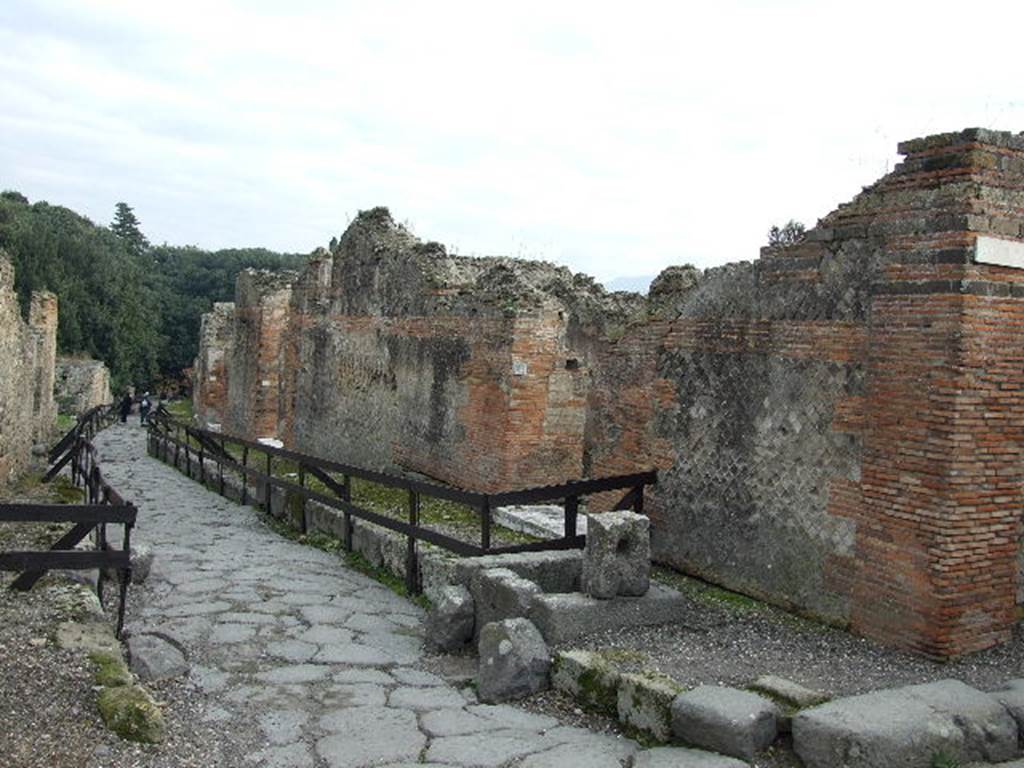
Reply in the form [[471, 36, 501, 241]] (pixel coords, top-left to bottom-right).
[[1, 401, 136, 636], [148, 408, 656, 594]]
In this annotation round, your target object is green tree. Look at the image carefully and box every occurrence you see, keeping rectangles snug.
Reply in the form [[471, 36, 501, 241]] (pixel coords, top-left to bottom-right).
[[110, 202, 150, 258], [0, 189, 303, 391]]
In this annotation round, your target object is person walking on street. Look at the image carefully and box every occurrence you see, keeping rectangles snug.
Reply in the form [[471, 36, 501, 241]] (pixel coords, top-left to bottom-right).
[[119, 392, 132, 423], [139, 392, 152, 426]]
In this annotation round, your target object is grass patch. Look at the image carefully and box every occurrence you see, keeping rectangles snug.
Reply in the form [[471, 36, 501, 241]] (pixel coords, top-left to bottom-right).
[[90, 650, 132, 687], [652, 566, 767, 614], [50, 476, 83, 504], [164, 399, 193, 420]]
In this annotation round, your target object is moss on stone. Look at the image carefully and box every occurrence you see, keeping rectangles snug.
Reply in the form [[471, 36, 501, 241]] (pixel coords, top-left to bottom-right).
[[97, 684, 165, 743], [89, 650, 132, 688]]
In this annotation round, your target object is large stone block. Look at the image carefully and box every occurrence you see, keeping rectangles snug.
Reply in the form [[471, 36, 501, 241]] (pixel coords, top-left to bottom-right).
[[127, 633, 188, 682], [469, 567, 541, 640], [792, 679, 1018, 768], [618, 673, 680, 742], [529, 581, 689, 644], [581, 511, 650, 599], [671, 685, 780, 760], [454, 550, 582, 594], [551, 649, 620, 715], [993, 679, 1024, 740], [477, 618, 551, 703], [425, 585, 475, 652]]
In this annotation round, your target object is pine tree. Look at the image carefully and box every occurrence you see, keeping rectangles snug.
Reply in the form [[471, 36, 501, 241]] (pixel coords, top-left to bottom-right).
[[110, 202, 150, 258]]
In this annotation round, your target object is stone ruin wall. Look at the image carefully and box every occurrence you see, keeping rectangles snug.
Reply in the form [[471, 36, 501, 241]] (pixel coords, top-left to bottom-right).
[[55, 356, 113, 415], [196, 129, 1024, 658], [193, 302, 237, 430], [0, 250, 58, 482]]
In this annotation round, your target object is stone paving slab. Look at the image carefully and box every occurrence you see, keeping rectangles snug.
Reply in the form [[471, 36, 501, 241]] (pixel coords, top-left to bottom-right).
[[97, 423, 686, 767]]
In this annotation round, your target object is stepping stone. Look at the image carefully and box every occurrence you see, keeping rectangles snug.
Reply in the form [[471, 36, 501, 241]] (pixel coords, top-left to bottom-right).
[[671, 685, 780, 761], [127, 633, 189, 682]]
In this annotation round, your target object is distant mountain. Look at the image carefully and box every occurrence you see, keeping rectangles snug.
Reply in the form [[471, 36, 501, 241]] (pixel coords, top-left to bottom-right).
[[603, 274, 655, 294]]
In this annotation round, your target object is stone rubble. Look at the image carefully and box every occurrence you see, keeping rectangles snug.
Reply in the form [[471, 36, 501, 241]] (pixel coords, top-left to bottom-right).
[[477, 618, 551, 704]]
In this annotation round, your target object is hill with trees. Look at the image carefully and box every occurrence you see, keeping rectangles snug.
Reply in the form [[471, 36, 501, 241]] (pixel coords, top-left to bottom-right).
[[0, 190, 304, 393]]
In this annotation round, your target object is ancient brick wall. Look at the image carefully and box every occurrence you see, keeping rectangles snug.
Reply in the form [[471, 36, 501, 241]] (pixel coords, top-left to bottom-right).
[[275, 213, 617, 489], [196, 130, 1024, 657], [0, 250, 58, 482], [223, 272, 295, 439], [193, 302, 235, 429], [584, 129, 1024, 657], [54, 357, 112, 416]]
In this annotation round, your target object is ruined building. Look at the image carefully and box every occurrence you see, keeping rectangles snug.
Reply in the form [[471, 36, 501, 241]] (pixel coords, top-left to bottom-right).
[[0, 249, 58, 482], [54, 356, 113, 415], [196, 128, 1024, 659]]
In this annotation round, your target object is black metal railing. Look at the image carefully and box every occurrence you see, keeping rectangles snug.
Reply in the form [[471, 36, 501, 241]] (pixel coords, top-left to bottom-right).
[[147, 408, 655, 594]]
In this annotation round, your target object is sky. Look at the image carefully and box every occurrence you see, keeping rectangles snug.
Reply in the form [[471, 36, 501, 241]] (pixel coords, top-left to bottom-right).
[[2, 1, 1024, 287]]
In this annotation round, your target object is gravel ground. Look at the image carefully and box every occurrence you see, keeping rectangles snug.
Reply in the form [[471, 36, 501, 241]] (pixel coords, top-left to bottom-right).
[[0, 480, 239, 768], [568, 567, 1024, 699]]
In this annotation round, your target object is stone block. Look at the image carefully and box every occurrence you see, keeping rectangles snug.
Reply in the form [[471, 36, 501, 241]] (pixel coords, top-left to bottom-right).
[[581, 511, 650, 599], [351, 520, 384, 567], [453, 550, 581, 594], [425, 585, 475, 652], [129, 544, 153, 584], [529, 581, 689, 644], [750, 675, 829, 709], [671, 685, 780, 760], [469, 568, 541, 640], [127, 633, 188, 682], [477, 618, 550, 703], [551, 649, 620, 716], [993, 679, 1024, 740], [792, 679, 1018, 768], [618, 672, 681, 742]]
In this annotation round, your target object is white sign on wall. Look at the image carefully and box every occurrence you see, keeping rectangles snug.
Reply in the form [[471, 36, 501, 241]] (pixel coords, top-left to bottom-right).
[[975, 236, 1024, 269]]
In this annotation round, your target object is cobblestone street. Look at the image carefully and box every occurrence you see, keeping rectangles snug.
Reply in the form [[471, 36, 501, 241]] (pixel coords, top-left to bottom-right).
[[96, 423, 686, 768]]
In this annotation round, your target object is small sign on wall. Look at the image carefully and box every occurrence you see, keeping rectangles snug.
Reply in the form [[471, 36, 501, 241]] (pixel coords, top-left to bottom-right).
[[975, 236, 1024, 269], [512, 360, 528, 376]]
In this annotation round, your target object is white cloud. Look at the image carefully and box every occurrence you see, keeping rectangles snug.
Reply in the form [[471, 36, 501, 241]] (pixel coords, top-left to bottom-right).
[[1, 0, 1023, 282]]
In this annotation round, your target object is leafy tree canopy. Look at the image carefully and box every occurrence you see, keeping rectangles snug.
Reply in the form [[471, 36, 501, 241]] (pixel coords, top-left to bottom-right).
[[0, 191, 304, 394]]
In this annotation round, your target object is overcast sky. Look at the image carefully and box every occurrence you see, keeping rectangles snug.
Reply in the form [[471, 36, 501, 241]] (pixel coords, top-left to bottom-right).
[[2, 1, 1023, 286]]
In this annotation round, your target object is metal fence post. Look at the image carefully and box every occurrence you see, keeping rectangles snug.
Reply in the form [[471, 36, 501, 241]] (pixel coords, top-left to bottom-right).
[[564, 495, 579, 539], [406, 490, 419, 594], [481, 497, 492, 552], [241, 445, 249, 505], [298, 463, 307, 534]]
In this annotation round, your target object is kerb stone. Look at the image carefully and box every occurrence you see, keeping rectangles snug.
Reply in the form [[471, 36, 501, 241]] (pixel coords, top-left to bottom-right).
[[792, 679, 1018, 768], [671, 685, 780, 760]]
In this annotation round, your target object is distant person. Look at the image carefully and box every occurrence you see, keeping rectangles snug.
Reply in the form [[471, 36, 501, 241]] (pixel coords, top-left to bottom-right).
[[119, 392, 132, 423], [139, 392, 152, 425]]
